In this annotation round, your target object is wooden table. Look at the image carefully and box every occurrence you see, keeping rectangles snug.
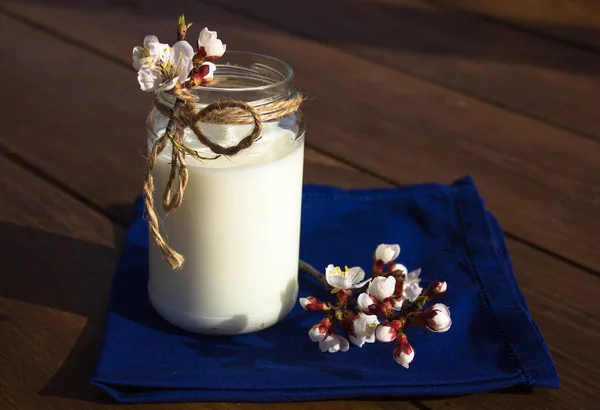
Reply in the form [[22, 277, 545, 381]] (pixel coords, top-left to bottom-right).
[[1, 0, 599, 408]]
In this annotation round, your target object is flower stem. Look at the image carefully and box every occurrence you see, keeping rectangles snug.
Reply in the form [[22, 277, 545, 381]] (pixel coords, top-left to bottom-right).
[[166, 98, 184, 137], [299, 259, 329, 290]]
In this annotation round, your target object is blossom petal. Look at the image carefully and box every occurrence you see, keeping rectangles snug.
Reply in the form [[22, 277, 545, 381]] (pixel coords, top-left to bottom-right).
[[352, 312, 380, 343], [406, 268, 422, 281], [367, 276, 396, 300], [147, 42, 171, 60], [375, 323, 397, 343], [197, 27, 226, 58], [339, 335, 350, 352], [158, 78, 179, 91], [308, 327, 326, 342], [299, 298, 311, 310], [173, 40, 195, 60], [403, 282, 423, 302], [392, 263, 408, 275], [393, 339, 415, 369], [427, 303, 452, 333], [325, 265, 350, 289], [132, 46, 144, 70], [348, 266, 366, 288], [357, 293, 374, 312], [349, 334, 366, 348], [143, 35, 159, 46], [200, 62, 217, 80], [318, 334, 350, 353], [137, 66, 159, 92], [375, 244, 400, 263]]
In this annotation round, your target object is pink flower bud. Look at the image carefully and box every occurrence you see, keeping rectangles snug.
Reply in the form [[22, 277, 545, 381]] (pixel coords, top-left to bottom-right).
[[393, 333, 415, 368], [357, 293, 375, 313], [189, 62, 216, 87], [308, 318, 332, 342], [423, 303, 452, 333], [375, 320, 403, 343], [424, 281, 447, 298], [299, 296, 327, 312]]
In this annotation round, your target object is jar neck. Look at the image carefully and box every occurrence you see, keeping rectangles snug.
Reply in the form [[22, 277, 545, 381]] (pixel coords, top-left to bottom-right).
[[156, 51, 296, 110]]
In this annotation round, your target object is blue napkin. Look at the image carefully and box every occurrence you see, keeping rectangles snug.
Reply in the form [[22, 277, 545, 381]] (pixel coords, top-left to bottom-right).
[[91, 176, 558, 403]]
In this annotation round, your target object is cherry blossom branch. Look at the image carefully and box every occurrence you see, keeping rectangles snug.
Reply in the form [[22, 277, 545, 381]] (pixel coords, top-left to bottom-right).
[[299, 244, 451, 368], [299, 259, 329, 289]]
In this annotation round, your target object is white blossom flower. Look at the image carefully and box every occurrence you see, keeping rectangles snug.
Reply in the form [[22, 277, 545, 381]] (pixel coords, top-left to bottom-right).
[[357, 293, 374, 312], [367, 276, 396, 301], [197, 27, 227, 59], [325, 264, 369, 290], [393, 334, 415, 369], [318, 334, 350, 353], [349, 313, 380, 347], [375, 321, 401, 343], [136, 40, 195, 92], [402, 268, 423, 302], [424, 303, 452, 333], [375, 244, 400, 263], [132, 35, 165, 70]]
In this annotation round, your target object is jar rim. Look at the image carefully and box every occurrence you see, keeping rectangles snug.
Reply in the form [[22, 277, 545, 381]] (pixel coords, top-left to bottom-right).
[[194, 51, 294, 93]]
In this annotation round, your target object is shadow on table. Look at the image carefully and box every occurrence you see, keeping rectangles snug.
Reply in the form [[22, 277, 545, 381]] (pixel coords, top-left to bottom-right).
[[0, 203, 135, 403]]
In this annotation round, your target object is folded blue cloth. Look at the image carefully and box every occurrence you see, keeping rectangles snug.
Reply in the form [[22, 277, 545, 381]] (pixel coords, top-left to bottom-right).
[[91, 176, 558, 403]]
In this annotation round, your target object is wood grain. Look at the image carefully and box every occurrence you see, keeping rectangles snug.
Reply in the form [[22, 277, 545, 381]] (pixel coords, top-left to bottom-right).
[[0, 3, 599, 409], [431, 0, 600, 50], [1, 0, 600, 273], [202, 0, 600, 138]]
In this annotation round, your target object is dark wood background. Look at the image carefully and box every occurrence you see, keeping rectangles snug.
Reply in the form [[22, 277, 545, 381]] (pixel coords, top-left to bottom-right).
[[0, 0, 599, 408]]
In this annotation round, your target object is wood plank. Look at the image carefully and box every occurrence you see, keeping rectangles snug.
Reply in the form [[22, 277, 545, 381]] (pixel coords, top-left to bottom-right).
[[431, 0, 600, 51], [204, 0, 600, 139], [0, 8, 599, 408], [1, 1, 600, 273]]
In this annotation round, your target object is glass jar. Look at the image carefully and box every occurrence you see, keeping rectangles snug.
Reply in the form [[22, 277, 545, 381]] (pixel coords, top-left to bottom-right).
[[146, 52, 305, 335]]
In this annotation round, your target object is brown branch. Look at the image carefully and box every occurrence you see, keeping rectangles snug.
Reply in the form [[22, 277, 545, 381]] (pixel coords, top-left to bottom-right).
[[298, 259, 329, 290]]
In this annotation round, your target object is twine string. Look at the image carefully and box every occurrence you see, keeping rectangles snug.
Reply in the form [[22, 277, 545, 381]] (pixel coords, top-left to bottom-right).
[[143, 87, 303, 269]]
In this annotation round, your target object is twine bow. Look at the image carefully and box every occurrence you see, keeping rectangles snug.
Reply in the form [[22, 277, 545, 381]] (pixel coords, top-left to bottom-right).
[[144, 87, 303, 269]]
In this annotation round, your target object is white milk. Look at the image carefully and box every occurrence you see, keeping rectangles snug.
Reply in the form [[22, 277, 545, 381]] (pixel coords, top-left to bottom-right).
[[148, 122, 305, 335]]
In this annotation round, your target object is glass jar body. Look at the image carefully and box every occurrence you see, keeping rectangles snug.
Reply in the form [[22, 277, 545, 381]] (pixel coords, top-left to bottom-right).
[[146, 53, 305, 335]]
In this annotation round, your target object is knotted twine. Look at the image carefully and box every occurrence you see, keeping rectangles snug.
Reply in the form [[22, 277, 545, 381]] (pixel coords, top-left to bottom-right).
[[144, 87, 303, 269]]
